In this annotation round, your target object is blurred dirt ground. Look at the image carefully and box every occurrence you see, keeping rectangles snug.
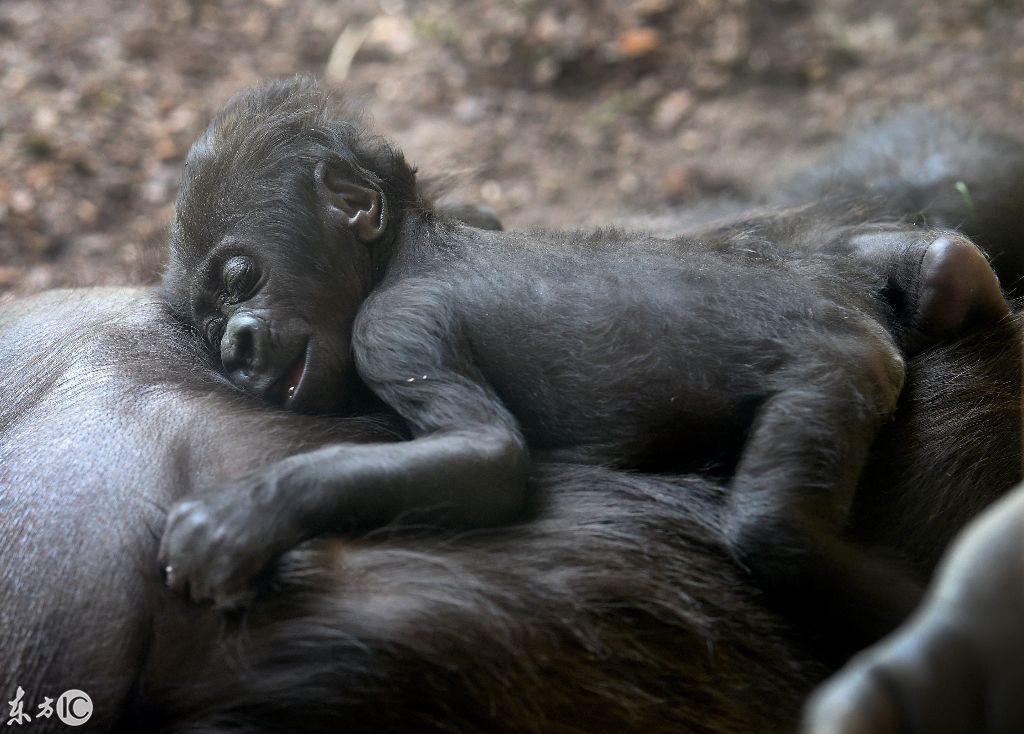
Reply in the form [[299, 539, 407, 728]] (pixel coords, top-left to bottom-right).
[[1, 0, 1023, 297]]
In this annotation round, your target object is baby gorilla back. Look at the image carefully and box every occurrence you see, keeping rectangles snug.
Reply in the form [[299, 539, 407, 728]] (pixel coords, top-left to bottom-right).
[[435, 226, 897, 469]]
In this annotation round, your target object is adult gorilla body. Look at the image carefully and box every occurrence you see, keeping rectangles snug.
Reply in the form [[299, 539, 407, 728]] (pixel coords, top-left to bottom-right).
[[0, 288, 826, 732], [0, 281, 1019, 734], [2, 109, 1024, 731]]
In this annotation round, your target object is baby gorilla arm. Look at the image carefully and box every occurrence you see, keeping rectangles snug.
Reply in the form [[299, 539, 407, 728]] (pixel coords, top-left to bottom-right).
[[159, 425, 526, 607]]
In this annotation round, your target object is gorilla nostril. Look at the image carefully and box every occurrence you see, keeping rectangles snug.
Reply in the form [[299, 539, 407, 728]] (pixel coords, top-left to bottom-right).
[[234, 325, 254, 358], [221, 314, 267, 376]]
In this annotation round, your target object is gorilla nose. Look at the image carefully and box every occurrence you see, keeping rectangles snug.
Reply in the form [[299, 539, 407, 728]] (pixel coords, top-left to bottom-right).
[[220, 313, 270, 382]]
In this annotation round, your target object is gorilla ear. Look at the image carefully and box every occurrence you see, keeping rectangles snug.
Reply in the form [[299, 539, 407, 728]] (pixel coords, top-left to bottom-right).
[[314, 157, 387, 243]]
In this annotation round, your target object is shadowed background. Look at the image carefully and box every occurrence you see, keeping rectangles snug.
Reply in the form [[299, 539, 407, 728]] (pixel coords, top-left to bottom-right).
[[1, 0, 1022, 297]]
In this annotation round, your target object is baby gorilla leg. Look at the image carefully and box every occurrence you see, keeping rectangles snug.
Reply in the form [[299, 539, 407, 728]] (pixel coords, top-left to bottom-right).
[[850, 231, 1009, 346], [915, 235, 1008, 335]]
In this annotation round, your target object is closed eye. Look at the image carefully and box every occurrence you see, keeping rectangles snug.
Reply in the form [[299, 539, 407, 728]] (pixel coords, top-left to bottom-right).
[[222, 255, 260, 303]]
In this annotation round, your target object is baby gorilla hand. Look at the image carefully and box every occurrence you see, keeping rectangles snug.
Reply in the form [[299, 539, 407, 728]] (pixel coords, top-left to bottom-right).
[[158, 470, 304, 609]]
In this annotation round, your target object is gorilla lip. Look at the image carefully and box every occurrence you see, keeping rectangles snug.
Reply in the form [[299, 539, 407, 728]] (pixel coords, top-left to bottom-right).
[[269, 342, 309, 407]]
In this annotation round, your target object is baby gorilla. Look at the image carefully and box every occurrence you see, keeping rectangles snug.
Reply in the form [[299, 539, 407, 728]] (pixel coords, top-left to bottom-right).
[[159, 77, 1007, 650]]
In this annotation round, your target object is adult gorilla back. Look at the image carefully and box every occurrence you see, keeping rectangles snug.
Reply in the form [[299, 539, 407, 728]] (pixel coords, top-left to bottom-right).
[[1, 281, 1019, 732], [0, 288, 382, 731]]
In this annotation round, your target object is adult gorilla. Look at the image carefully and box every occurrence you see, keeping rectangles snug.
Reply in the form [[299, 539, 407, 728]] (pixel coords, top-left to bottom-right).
[[0, 278, 1019, 733]]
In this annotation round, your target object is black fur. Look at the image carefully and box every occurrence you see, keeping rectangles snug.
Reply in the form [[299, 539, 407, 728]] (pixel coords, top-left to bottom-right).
[[159, 78, 1018, 653], [804, 483, 1024, 734], [0, 291, 1017, 733], [779, 108, 1024, 293], [2, 86, 1023, 732]]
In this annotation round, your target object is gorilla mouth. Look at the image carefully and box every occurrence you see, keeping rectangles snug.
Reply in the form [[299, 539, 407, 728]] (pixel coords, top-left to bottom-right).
[[268, 342, 309, 407]]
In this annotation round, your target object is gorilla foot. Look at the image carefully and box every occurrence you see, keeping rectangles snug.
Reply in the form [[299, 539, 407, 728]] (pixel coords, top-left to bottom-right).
[[915, 234, 1008, 337]]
